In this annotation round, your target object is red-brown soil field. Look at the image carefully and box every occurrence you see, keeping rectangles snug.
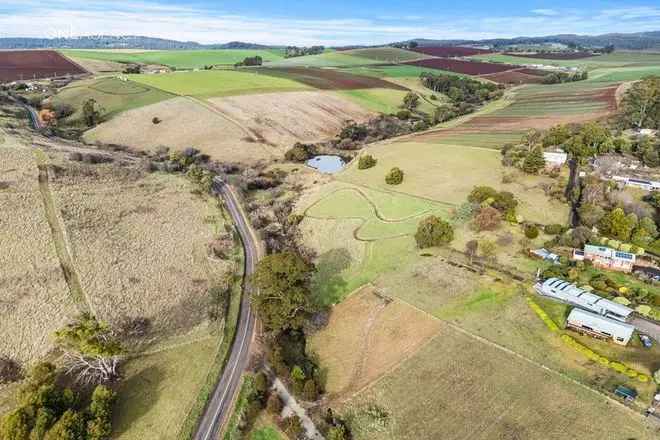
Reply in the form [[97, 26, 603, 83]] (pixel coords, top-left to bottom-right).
[[516, 68, 550, 76], [256, 67, 407, 90], [479, 69, 546, 84], [411, 46, 493, 57], [503, 51, 597, 60], [404, 58, 518, 75], [0, 50, 87, 82]]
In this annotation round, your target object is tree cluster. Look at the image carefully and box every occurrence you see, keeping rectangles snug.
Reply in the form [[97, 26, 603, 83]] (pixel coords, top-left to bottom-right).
[[542, 70, 588, 84], [415, 215, 454, 248], [234, 56, 263, 67], [357, 154, 377, 170], [285, 46, 325, 58], [385, 167, 404, 185], [618, 76, 659, 130], [0, 363, 116, 440]]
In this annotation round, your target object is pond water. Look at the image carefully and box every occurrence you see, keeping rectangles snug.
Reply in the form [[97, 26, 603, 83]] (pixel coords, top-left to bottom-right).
[[305, 155, 346, 174]]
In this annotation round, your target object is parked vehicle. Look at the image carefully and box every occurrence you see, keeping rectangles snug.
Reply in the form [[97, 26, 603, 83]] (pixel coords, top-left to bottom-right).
[[639, 334, 653, 348]]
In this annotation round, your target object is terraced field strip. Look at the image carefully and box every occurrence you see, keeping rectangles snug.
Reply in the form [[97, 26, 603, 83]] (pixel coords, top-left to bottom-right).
[[33, 149, 91, 313]]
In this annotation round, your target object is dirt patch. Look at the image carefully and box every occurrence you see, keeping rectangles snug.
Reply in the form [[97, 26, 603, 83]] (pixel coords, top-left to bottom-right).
[[404, 58, 518, 75], [257, 67, 407, 90], [309, 285, 442, 399], [66, 57, 125, 74], [411, 47, 493, 57], [0, 50, 86, 82], [479, 69, 546, 85], [84, 96, 273, 164], [207, 91, 375, 148]]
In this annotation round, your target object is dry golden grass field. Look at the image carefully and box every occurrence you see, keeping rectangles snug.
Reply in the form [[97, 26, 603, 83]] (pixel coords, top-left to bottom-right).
[[342, 326, 657, 440], [309, 285, 442, 398], [83, 97, 272, 164], [207, 91, 373, 148], [47, 155, 233, 341], [0, 143, 77, 366]]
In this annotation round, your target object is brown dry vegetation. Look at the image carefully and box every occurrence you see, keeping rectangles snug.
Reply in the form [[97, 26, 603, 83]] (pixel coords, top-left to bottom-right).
[[309, 286, 442, 398], [0, 143, 77, 366], [83, 97, 273, 164], [47, 155, 233, 341], [66, 57, 126, 74], [206, 91, 374, 148]]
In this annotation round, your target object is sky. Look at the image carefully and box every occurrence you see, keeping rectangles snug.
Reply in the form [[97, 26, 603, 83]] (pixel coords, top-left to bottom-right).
[[0, 1, 659, 46]]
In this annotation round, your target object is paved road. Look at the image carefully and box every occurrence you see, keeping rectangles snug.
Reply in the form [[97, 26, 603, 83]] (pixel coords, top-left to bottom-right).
[[630, 316, 660, 343], [194, 178, 258, 440]]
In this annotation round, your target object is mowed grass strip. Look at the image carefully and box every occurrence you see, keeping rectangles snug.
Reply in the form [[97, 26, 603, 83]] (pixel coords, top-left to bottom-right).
[[128, 70, 310, 98], [60, 49, 285, 69], [343, 326, 656, 440], [51, 77, 174, 126]]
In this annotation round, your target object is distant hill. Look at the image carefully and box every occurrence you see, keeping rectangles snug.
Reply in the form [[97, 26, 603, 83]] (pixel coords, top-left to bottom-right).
[[406, 31, 660, 51], [0, 36, 281, 50]]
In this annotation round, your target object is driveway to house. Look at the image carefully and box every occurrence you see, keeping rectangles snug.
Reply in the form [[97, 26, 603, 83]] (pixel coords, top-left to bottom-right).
[[194, 178, 259, 440], [630, 316, 660, 343]]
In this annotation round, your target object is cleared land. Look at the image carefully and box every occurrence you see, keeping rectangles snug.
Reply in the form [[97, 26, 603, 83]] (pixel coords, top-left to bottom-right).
[[0, 50, 86, 82], [64, 56, 126, 74], [48, 158, 232, 340], [343, 325, 656, 440], [255, 67, 407, 90], [405, 58, 518, 75], [264, 52, 382, 68], [340, 65, 465, 78], [341, 47, 430, 63], [60, 49, 285, 69], [207, 91, 373, 147], [51, 77, 174, 126], [0, 144, 77, 366], [113, 337, 220, 439], [128, 70, 309, 98], [472, 51, 660, 70], [337, 143, 568, 224], [337, 88, 436, 115], [309, 285, 442, 398], [411, 46, 493, 57]]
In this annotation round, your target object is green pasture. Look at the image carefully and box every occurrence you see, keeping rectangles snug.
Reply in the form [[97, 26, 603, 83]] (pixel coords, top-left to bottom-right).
[[61, 49, 285, 69], [337, 88, 436, 115], [128, 70, 309, 98], [340, 64, 463, 78], [426, 131, 526, 149], [588, 65, 660, 82], [51, 77, 174, 126], [341, 47, 427, 63], [471, 51, 660, 70], [264, 51, 382, 68]]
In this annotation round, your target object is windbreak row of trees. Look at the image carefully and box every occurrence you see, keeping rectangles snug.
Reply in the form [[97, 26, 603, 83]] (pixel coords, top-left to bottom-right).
[[284, 46, 325, 58]]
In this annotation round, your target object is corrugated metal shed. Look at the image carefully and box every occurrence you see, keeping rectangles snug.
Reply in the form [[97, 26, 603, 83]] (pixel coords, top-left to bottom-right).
[[535, 278, 633, 321], [567, 309, 635, 345]]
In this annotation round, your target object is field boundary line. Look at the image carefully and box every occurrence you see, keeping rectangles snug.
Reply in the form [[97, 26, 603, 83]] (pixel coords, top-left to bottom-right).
[[132, 333, 219, 358], [33, 149, 94, 315], [376, 297, 649, 421]]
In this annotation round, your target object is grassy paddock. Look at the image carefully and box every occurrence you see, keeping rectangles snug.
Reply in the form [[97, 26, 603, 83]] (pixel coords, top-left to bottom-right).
[[264, 51, 382, 68], [128, 70, 309, 98], [61, 49, 285, 69]]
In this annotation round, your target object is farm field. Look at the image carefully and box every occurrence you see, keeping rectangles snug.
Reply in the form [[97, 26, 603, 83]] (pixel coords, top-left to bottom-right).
[[0, 144, 77, 366], [341, 47, 430, 63], [65, 56, 126, 74], [410, 46, 493, 57], [128, 70, 310, 98], [404, 57, 518, 75], [341, 325, 656, 440], [47, 155, 232, 342], [60, 49, 285, 69], [51, 77, 174, 126], [113, 336, 220, 440], [254, 67, 407, 90], [264, 51, 382, 68], [471, 51, 660, 69], [337, 142, 568, 224], [207, 91, 373, 148], [0, 50, 86, 82], [309, 285, 442, 398], [339, 64, 464, 78], [337, 88, 437, 115]]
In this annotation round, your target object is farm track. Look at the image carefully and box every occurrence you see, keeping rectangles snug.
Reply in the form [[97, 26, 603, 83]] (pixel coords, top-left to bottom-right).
[[33, 149, 92, 314]]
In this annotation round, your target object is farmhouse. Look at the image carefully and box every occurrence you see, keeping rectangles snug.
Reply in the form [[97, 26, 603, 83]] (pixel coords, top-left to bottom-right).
[[566, 308, 635, 345], [572, 245, 636, 273], [535, 278, 633, 322], [611, 175, 660, 191]]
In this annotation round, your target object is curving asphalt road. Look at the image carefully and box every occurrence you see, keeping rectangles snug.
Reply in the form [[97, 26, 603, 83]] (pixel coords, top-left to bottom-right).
[[194, 178, 258, 440]]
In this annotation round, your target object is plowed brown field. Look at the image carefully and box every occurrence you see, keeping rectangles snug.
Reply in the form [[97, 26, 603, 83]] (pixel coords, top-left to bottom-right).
[[0, 50, 86, 82]]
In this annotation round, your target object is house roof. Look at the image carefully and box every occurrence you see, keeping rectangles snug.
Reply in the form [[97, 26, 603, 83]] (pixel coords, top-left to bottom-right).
[[584, 245, 635, 262], [567, 308, 635, 340], [539, 278, 633, 319]]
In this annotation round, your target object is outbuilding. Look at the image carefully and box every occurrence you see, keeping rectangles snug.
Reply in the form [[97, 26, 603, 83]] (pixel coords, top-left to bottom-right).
[[566, 308, 635, 345]]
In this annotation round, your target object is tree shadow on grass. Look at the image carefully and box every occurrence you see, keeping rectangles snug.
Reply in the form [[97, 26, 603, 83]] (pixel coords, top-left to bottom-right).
[[112, 363, 166, 437], [312, 248, 352, 307]]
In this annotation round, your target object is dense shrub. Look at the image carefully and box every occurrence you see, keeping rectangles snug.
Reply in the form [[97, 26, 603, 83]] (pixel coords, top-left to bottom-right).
[[415, 216, 454, 248], [385, 167, 404, 185], [0, 357, 22, 384], [524, 224, 540, 239], [357, 154, 377, 170], [473, 206, 502, 231]]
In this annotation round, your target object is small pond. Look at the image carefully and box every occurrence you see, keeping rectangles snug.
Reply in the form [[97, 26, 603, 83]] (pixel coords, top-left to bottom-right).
[[306, 155, 346, 174]]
